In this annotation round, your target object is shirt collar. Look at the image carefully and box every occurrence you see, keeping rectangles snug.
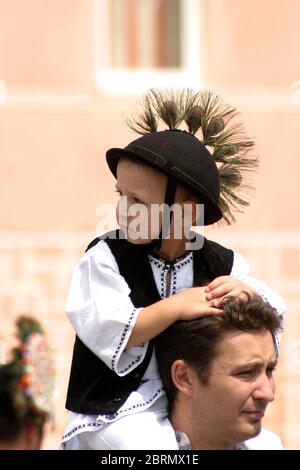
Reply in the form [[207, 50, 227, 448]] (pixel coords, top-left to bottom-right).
[[175, 430, 247, 450], [148, 250, 193, 269]]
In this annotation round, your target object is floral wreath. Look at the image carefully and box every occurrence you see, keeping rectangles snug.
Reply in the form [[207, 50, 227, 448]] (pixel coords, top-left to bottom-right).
[[8, 316, 55, 425]]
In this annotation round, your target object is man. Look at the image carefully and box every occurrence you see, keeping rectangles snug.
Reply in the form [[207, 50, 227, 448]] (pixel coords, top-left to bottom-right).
[[155, 295, 284, 450]]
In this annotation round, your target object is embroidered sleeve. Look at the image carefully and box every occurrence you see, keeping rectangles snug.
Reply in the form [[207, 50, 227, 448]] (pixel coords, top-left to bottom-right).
[[111, 308, 149, 376], [65, 240, 148, 376], [231, 251, 286, 354]]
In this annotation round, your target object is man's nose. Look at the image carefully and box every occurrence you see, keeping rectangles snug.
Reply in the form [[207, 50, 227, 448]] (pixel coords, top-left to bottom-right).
[[252, 374, 275, 403]]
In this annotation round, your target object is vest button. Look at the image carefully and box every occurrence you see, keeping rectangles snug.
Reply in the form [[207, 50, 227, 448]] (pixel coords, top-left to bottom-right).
[[113, 397, 121, 403]]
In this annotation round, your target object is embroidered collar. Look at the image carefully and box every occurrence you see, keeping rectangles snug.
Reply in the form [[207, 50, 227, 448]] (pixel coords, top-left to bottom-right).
[[148, 250, 193, 270]]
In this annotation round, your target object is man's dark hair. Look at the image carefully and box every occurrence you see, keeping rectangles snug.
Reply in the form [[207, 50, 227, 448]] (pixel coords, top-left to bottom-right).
[[155, 295, 282, 411]]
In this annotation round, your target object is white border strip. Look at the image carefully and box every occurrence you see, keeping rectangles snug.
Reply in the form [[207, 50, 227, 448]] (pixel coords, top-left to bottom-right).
[[0, 88, 298, 113], [1, 229, 300, 248]]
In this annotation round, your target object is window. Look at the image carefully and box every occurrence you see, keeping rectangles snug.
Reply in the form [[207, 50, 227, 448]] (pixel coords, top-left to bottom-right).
[[94, 0, 203, 94], [109, 0, 181, 69]]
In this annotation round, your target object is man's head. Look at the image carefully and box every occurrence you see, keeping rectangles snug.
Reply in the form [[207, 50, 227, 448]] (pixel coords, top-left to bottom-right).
[[155, 296, 282, 449]]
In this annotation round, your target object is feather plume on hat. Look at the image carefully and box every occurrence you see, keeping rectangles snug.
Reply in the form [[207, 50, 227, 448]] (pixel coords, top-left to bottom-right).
[[127, 88, 258, 224]]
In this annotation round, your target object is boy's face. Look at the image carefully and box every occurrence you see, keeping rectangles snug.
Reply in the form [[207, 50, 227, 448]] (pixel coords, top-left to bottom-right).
[[116, 158, 167, 244]]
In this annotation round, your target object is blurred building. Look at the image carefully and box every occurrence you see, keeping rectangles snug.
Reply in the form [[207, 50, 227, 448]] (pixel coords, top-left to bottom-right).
[[0, 0, 299, 449]]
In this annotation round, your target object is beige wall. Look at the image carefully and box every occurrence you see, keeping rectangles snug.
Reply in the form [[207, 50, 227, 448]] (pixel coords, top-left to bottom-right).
[[204, 0, 300, 87], [0, 0, 299, 449]]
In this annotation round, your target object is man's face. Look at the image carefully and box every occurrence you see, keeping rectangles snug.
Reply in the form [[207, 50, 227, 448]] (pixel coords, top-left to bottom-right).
[[192, 330, 277, 448]]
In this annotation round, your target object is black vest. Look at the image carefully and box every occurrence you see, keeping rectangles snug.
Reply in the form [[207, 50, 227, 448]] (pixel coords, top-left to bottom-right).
[[65, 230, 233, 415]]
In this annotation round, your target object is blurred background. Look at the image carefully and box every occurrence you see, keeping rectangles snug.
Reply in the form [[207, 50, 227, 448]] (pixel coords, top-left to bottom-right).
[[0, 0, 299, 449]]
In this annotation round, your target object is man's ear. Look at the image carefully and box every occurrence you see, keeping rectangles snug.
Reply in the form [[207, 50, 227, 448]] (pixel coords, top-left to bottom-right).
[[171, 359, 195, 397]]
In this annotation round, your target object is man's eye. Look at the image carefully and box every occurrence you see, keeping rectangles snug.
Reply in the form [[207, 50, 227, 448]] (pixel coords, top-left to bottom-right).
[[266, 367, 277, 376], [237, 370, 255, 377]]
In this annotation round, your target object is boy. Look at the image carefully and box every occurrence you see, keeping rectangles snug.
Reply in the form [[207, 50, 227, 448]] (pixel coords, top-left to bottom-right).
[[61, 89, 285, 449]]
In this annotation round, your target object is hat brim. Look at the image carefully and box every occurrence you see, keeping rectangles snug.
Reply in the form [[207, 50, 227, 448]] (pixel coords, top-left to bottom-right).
[[106, 147, 222, 226]]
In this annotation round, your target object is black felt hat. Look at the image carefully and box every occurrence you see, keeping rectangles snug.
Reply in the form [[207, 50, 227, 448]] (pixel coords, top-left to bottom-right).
[[106, 89, 258, 225], [106, 129, 222, 225]]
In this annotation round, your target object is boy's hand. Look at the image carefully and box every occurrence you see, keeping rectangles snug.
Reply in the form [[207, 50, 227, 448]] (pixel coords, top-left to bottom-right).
[[205, 276, 257, 307], [165, 286, 223, 322], [127, 286, 223, 348]]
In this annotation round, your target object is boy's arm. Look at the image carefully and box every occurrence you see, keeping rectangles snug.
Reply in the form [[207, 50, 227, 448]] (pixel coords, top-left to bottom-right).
[[126, 287, 221, 349], [66, 240, 150, 377], [66, 240, 220, 372]]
